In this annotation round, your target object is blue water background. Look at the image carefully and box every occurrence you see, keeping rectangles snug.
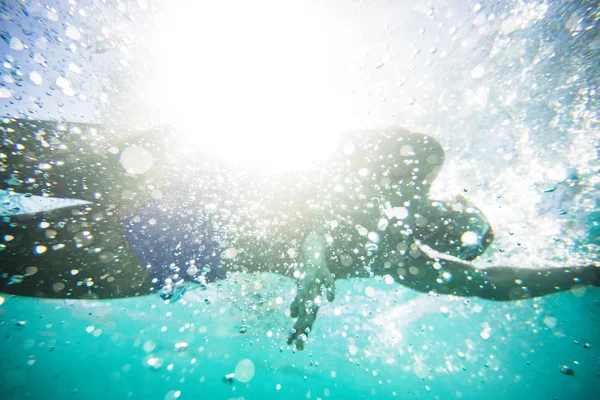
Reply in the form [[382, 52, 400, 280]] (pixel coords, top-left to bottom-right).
[[2, 276, 599, 399]]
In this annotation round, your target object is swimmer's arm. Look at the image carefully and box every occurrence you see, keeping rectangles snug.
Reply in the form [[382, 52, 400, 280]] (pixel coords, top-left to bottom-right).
[[416, 247, 599, 301], [469, 263, 599, 300], [287, 231, 336, 349]]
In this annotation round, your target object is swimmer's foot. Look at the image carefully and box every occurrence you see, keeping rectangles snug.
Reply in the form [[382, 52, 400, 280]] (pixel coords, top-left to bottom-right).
[[287, 261, 336, 350]]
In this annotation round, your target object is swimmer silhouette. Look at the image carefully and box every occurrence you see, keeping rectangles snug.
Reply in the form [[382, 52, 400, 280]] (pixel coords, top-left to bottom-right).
[[1, 119, 598, 349]]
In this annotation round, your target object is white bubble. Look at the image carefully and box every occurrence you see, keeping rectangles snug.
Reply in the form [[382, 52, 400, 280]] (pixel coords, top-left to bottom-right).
[[146, 356, 163, 370], [413, 361, 429, 379], [365, 287, 375, 297], [460, 231, 479, 245], [502, 16, 521, 35], [10, 37, 24, 51], [56, 76, 70, 88], [480, 331, 491, 340], [120, 146, 153, 174], [234, 359, 255, 383], [547, 165, 567, 182], [0, 88, 11, 98], [543, 316, 557, 329], [287, 248, 297, 258], [333, 184, 345, 193], [86, 326, 95, 333], [47, 10, 58, 21], [377, 218, 389, 231], [340, 254, 353, 267], [65, 26, 81, 41], [400, 144, 415, 156], [62, 87, 76, 96], [52, 282, 65, 292], [174, 342, 188, 350], [69, 63, 81, 74], [385, 207, 409, 220], [30, 71, 43, 86], [367, 232, 380, 243], [471, 65, 486, 79], [223, 248, 238, 259], [143, 340, 156, 352], [34, 245, 47, 254]]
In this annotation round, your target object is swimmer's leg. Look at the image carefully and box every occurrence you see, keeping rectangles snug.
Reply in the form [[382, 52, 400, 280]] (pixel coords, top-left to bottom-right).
[[397, 249, 599, 300], [466, 263, 599, 300], [1, 118, 166, 213], [0, 204, 152, 299]]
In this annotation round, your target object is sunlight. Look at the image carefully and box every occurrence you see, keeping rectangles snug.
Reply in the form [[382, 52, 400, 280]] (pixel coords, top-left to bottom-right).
[[140, 0, 351, 172]]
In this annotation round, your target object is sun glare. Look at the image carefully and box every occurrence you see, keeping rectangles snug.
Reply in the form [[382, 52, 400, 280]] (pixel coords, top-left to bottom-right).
[[140, 1, 351, 172]]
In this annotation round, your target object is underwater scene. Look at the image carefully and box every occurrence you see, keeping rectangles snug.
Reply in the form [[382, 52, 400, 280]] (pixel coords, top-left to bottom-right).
[[0, 0, 599, 399]]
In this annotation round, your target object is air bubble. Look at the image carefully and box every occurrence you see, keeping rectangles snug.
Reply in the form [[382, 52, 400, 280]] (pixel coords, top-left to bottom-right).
[[471, 65, 486, 79], [377, 218, 389, 231], [143, 340, 156, 352], [120, 146, 153, 174], [10, 37, 24, 51], [234, 359, 255, 383], [9, 275, 24, 284], [0, 88, 11, 98], [29, 71, 43, 85], [65, 26, 81, 41], [52, 282, 66, 292]]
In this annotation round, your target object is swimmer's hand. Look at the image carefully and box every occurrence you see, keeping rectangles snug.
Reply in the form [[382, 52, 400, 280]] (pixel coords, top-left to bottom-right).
[[287, 232, 336, 350]]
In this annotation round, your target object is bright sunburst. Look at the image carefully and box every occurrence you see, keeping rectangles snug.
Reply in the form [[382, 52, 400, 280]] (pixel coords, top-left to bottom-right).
[[139, 0, 353, 172]]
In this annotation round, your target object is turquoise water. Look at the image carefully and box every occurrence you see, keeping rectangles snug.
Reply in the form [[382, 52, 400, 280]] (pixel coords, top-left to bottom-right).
[[1, 0, 600, 399], [2, 276, 599, 399]]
